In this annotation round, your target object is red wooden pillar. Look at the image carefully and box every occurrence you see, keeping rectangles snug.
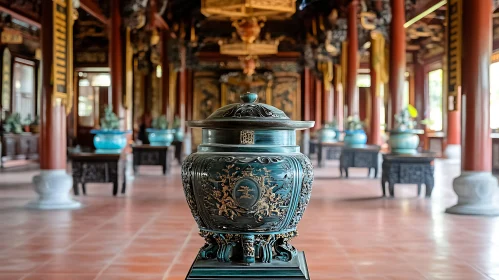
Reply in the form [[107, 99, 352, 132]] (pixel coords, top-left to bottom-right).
[[302, 67, 312, 154], [389, 0, 406, 128], [179, 45, 188, 154], [413, 59, 426, 122], [332, 65, 344, 131], [161, 31, 170, 115], [28, 0, 80, 209], [346, 0, 359, 116], [184, 68, 193, 154], [109, 0, 124, 124], [315, 78, 323, 130], [446, 0, 499, 215], [322, 85, 332, 124], [369, 33, 382, 145], [414, 58, 428, 148], [304, 68, 311, 121], [445, 89, 461, 159]]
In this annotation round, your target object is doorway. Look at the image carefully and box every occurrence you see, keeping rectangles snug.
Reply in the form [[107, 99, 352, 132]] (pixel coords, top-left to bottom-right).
[[75, 71, 110, 148]]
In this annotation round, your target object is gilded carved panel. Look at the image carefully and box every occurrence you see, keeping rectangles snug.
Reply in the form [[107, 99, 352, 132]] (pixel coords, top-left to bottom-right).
[[193, 72, 221, 148], [272, 73, 301, 120], [192, 69, 301, 150]]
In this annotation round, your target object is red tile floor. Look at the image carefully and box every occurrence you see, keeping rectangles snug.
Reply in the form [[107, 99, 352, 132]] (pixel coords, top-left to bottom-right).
[[0, 159, 499, 280]]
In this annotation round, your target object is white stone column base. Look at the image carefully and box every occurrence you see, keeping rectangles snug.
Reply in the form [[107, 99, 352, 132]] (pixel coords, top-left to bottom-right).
[[26, 170, 81, 210], [444, 144, 461, 162], [446, 171, 499, 216]]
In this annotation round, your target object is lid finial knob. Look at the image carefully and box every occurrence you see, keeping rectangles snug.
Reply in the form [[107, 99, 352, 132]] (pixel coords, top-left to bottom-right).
[[240, 92, 258, 103]]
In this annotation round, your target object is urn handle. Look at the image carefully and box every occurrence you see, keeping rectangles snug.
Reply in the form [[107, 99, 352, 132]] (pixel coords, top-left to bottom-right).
[[240, 92, 258, 103]]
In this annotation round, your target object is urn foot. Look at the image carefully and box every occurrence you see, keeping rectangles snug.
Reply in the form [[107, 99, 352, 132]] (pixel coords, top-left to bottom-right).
[[199, 230, 297, 264], [186, 251, 310, 279]]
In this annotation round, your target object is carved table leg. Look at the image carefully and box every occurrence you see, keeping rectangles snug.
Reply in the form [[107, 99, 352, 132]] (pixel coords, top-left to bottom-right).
[[81, 184, 86, 196], [381, 180, 386, 196], [112, 181, 118, 196], [73, 181, 79, 196], [389, 183, 395, 197], [367, 168, 371, 177], [318, 145, 323, 168], [121, 163, 127, 194], [425, 182, 434, 197], [339, 167, 343, 177], [417, 184, 422, 196], [374, 167, 378, 178], [345, 168, 349, 178]]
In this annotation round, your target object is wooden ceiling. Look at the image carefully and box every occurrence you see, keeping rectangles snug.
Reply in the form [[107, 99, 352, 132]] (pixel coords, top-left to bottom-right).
[[3, 0, 499, 66]]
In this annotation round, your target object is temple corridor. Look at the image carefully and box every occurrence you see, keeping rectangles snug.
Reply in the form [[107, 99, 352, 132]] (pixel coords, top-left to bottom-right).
[[0, 160, 498, 280]]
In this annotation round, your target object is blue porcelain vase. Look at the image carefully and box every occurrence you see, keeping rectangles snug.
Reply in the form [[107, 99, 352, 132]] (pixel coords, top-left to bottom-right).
[[344, 130, 367, 147], [146, 128, 175, 146], [90, 129, 129, 153], [182, 92, 314, 265], [387, 129, 423, 154], [318, 127, 337, 143]]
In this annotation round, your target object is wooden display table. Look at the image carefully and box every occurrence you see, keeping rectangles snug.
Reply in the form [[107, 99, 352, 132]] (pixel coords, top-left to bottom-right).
[[317, 141, 343, 168], [1, 133, 39, 168], [340, 145, 380, 178], [493, 134, 499, 175], [381, 153, 435, 197], [70, 152, 127, 196], [132, 144, 173, 175]]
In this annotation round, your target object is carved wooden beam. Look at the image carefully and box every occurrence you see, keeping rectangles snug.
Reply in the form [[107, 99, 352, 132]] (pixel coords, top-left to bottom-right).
[[80, 0, 109, 25], [405, 0, 446, 28], [0, 5, 41, 28]]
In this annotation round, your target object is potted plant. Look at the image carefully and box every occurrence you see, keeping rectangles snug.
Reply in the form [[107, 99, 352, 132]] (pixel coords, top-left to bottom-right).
[[172, 116, 184, 142], [30, 116, 40, 133], [344, 115, 367, 147], [146, 115, 175, 146], [23, 114, 32, 133], [90, 105, 130, 153], [387, 105, 424, 154], [318, 119, 339, 143], [3, 113, 23, 134]]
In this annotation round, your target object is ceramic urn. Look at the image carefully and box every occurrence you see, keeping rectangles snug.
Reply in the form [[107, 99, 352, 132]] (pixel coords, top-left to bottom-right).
[[181, 92, 315, 265]]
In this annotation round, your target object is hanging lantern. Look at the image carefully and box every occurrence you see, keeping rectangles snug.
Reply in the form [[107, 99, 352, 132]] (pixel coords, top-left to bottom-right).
[[201, 0, 295, 18], [219, 17, 280, 56]]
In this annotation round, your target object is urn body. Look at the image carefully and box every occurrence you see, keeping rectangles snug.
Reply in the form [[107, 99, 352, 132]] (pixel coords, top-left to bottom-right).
[[181, 93, 314, 265]]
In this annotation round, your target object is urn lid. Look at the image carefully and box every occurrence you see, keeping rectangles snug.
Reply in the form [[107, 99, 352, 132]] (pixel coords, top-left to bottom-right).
[[188, 92, 314, 130]]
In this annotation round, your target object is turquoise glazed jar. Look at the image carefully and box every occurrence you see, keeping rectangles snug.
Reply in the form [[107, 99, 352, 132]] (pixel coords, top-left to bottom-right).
[[146, 128, 175, 146], [90, 129, 130, 153], [344, 130, 367, 147], [387, 129, 423, 154], [182, 93, 314, 270], [173, 128, 184, 141], [318, 126, 337, 143]]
